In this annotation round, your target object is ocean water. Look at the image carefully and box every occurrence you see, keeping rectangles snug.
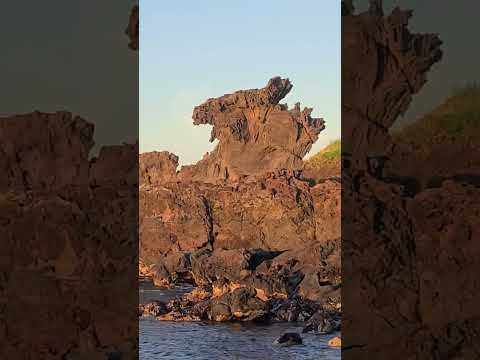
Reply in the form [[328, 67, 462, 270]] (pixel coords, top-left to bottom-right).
[[139, 284, 341, 360]]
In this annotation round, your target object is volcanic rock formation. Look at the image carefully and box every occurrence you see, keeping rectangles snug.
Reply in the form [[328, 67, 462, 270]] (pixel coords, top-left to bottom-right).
[[343, 1, 480, 359], [178, 77, 325, 183], [342, 1, 442, 357], [0, 6, 139, 358], [140, 77, 341, 326], [0, 111, 138, 359]]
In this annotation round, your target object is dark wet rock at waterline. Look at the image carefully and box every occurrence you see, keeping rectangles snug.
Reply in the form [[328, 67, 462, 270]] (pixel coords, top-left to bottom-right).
[[139, 301, 168, 317], [273, 332, 303, 347], [139, 284, 342, 330], [302, 310, 341, 334], [138, 77, 342, 335]]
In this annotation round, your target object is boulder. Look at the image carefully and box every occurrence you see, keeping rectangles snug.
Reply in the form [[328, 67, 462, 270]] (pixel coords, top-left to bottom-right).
[[203, 278, 270, 322], [302, 310, 341, 334], [140, 301, 168, 317], [273, 333, 303, 347], [328, 336, 342, 348]]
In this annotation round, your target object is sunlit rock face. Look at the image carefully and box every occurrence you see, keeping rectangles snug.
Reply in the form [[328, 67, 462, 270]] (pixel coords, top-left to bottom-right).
[[139, 76, 341, 322], [178, 77, 325, 183]]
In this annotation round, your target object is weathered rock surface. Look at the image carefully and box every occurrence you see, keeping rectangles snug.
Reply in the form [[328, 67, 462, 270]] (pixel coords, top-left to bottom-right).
[[139, 182, 212, 262], [139, 170, 341, 316], [0, 111, 138, 359], [311, 179, 341, 242], [139, 77, 341, 326], [0, 111, 93, 192], [178, 77, 325, 183], [139, 283, 338, 327], [342, 1, 480, 359], [273, 332, 303, 347], [139, 151, 178, 187], [342, 0, 442, 169], [0, 7, 139, 358], [407, 181, 480, 358], [139, 301, 168, 317], [302, 309, 341, 334]]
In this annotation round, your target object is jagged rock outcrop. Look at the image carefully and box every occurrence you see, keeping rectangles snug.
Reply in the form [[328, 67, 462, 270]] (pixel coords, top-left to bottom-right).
[[140, 182, 212, 262], [0, 8, 139, 358], [342, 1, 443, 357], [178, 77, 325, 183], [139, 151, 178, 187], [342, 1, 480, 359], [91, 142, 139, 186], [125, 5, 139, 51], [206, 170, 317, 250], [0, 111, 93, 192], [0, 111, 138, 359], [342, 0, 442, 169], [139, 168, 341, 303], [140, 77, 341, 327]]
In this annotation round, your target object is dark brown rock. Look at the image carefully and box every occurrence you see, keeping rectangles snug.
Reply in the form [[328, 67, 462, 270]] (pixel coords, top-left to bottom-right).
[[139, 151, 178, 187], [207, 171, 317, 251], [125, 5, 139, 51], [311, 179, 341, 242], [410, 182, 480, 344], [90, 143, 139, 186], [302, 309, 341, 334], [0, 6, 139, 357], [339, 1, 473, 359], [140, 301, 168, 317], [209, 287, 269, 322], [273, 333, 303, 347], [0, 112, 138, 358], [138, 77, 341, 326], [0, 111, 93, 192], [139, 183, 212, 262], [342, 1, 442, 170], [178, 77, 325, 183]]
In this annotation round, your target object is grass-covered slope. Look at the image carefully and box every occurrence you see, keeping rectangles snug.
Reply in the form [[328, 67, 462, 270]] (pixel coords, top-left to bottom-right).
[[392, 84, 480, 179], [303, 140, 341, 181], [395, 84, 480, 145]]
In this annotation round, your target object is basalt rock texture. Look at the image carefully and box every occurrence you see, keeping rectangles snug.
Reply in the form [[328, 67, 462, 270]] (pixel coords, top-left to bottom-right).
[[0, 111, 93, 192], [140, 77, 341, 327], [342, 1, 442, 358], [0, 6, 139, 358], [342, 0, 442, 169], [0, 111, 138, 359], [139, 151, 179, 187], [343, 1, 480, 359], [178, 77, 325, 183]]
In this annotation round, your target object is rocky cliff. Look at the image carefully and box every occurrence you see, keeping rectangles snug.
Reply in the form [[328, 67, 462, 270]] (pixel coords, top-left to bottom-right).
[[177, 77, 325, 183], [0, 6, 139, 358], [0, 111, 138, 359], [139, 77, 341, 327], [343, 1, 480, 359]]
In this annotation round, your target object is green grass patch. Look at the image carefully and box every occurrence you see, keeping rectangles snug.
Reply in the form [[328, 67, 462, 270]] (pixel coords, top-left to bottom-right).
[[395, 83, 480, 143], [305, 140, 341, 168]]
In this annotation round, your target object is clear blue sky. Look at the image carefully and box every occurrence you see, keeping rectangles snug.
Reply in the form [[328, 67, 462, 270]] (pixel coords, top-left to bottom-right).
[[140, 0, 340, 165]]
